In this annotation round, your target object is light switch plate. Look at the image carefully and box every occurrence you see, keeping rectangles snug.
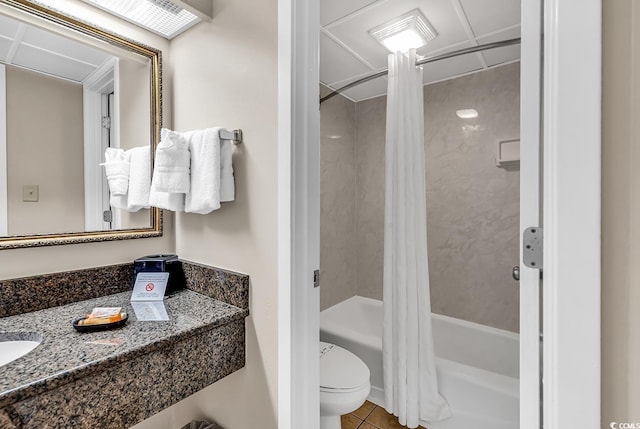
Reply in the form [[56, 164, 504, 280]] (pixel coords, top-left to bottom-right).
[[23, 185, 39, 202]]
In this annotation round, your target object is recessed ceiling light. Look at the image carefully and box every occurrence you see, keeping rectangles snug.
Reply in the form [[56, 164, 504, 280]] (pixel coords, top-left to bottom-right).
[[79, 0, 201, 39], [369, 9, 437, 53], [456, 109, 479, 119]]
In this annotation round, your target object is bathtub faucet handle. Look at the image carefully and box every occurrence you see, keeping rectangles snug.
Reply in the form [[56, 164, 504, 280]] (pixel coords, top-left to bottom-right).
[[512, 265, 520, 281]]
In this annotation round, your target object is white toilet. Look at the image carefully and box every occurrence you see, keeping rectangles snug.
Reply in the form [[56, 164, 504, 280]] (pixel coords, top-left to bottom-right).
[[319, 341, 371, 429]]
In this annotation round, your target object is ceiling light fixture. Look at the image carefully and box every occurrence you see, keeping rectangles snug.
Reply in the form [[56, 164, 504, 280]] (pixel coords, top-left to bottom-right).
[[456, 109, 479, 119], [369, 9, 437, 53], [79, 0, 201, 39]]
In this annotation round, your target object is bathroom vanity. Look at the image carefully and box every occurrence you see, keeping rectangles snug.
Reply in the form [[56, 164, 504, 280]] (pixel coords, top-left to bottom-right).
[[0, 261, 249, 428]]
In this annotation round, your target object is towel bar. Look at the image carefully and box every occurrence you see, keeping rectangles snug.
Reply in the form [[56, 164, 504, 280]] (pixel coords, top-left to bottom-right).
[[219, 129, 243, 145]]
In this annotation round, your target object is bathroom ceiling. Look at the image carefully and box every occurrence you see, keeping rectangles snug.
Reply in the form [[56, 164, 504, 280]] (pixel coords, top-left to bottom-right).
[[0, 13, 112, 83], [320, 0, 521, 102]]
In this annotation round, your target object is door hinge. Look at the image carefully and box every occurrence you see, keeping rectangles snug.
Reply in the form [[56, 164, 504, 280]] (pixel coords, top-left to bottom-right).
[[523, 227, 543, 269], [102, 116, 111, 129], [103, 210, 112, 223], [313, 269, 320, 288]]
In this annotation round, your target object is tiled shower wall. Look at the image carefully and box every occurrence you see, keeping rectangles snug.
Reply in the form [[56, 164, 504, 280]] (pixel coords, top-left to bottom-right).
[[320, 63, 520, 332], [320, 87, 358, 311]]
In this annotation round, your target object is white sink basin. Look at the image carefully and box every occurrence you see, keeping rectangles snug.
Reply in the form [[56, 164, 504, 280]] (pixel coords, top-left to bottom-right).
[[0, 333, 42, 367]]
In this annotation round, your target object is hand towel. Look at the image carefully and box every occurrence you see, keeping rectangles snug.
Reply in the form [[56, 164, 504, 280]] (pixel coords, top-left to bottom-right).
[[148, 190, 185, 212], [151, 128, 191, 193], [126, 146, 151, 211], [184, 127, 222, 214], [219, 137, 235, 202], [102, 148, 131, 196]]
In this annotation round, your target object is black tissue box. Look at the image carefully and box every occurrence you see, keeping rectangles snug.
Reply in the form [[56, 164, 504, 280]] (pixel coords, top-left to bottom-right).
[[134, 254, 185, 295]]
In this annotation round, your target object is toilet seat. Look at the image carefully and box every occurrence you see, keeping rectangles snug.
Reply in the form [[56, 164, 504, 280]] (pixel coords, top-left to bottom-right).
[[320, 342, 370, 392]]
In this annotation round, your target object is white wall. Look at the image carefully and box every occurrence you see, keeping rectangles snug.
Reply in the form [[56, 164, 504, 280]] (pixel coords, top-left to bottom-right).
[[132, 0, 279, 427], [0, 0, 174, 280]]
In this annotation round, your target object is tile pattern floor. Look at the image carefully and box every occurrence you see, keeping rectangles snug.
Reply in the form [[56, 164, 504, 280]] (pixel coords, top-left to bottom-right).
[[341, 401, 427, 429]]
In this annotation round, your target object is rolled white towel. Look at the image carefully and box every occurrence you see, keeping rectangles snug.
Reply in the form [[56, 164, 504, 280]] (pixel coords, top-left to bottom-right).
[[110, 194, 128, 210], [127, 146, 151, 211], [184, 128, 221, 214], [151, 128, 191, 193], [102, 148, 131, 196]]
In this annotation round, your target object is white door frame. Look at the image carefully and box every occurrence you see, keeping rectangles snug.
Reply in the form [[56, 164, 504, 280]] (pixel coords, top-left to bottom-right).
[[542, 0, 601, 427], [519, 0, 542, 427], [277, 0, 320, 428], [278, 0, 602, 426], [82, 57, 119, 231], [0, 64, 7, 236]]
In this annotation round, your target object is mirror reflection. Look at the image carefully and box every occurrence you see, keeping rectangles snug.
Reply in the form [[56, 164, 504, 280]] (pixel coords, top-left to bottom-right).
[[0, 1, 161, 245]]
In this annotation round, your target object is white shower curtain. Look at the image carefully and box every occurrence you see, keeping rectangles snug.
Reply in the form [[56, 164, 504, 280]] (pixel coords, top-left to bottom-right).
[[382, 49, 452, 427]]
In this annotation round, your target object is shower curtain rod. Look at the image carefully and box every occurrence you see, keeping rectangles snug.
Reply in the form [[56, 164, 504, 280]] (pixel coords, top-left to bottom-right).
[[320, 37, 521, 104]]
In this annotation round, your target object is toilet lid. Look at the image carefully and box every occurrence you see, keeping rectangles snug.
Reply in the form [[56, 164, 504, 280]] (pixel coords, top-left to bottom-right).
[[320, 342, 370, 390]]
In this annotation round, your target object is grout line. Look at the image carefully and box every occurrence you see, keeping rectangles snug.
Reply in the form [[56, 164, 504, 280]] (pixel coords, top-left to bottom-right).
[[320, 27, 379, 72], [323, 0, 391, 29], [449, 0, 489, 69], [363, 403, 377, 420]]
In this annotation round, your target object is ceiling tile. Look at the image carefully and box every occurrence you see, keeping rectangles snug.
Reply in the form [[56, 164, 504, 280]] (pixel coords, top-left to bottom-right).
[[477, 26, 520, 66], [320, 32, 372, 85], [459, 0, 520, 37], [321, 0, 379, 26], [0, 38, 12, 62], [340, 76, 388, 101], [328, 0, 471, 70], [22, 26, 110, 66], [0, 13, 20, 38], [12, 45, 97, 82], [421, 48, 484, 84]]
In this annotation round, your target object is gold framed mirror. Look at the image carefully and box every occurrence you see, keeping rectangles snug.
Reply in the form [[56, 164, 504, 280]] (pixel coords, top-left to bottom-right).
[[0, 0, 162, 249]]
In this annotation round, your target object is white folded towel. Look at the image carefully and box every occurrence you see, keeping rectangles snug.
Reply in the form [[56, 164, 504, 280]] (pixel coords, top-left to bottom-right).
[[220, 138, 235, 202], [127, 146, 151, 211], [184, 128, 221, 214], [151, 128, 191, 193], [148, 191, 185, 212], [102, 148, 131, 196]]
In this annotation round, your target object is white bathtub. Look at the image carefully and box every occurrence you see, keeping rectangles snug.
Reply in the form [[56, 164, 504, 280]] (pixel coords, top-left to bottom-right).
[[320, 295, 519, 429]]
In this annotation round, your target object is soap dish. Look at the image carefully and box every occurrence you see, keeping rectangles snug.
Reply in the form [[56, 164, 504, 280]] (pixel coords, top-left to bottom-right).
[[73, 313, 129, 333]]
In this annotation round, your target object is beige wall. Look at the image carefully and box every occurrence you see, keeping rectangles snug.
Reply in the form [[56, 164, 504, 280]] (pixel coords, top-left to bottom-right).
[[6, 66, 85, 236], [0, 1, 174, 281], [319, 87, 357, 311], [132, 0, 279, 427], [602, 0, 640, 423]]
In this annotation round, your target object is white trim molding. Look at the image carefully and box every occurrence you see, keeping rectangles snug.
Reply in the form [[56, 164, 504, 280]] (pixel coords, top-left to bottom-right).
[[543, 0, 601, 427], [278, 0, 321, 427], [519, 0, 541, 427], [0, 64, 7, 236], [82, 57, 119, 232]]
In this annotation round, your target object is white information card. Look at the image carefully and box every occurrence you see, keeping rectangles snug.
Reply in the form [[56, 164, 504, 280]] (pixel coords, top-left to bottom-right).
[[131, 301, 170, 321], [130, 272, 170, 321], [131, 272, 169, 301]]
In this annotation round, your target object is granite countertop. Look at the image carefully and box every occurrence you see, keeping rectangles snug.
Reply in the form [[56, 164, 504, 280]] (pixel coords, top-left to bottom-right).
[[0, 290, 248, 408]]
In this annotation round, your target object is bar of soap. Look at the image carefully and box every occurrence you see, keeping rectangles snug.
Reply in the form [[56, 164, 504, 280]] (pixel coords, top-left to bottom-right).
[[78, 312, 126, 326], [73, 311, 129, 333]]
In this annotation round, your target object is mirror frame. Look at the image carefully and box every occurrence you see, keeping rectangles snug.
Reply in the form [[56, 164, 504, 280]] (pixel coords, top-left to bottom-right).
[[0, 0, 162, 249]]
